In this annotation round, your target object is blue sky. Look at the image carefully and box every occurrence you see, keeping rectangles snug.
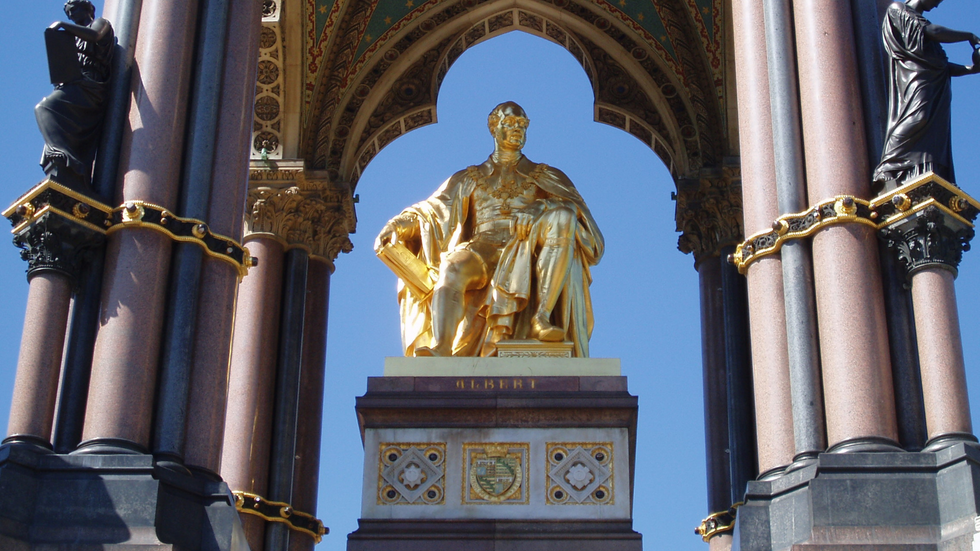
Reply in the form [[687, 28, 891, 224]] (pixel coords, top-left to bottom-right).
[[2, 2, 980, 550]]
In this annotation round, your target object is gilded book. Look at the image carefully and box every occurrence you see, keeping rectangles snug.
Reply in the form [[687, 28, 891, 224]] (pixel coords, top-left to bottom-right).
[[377, 242, 435, 299]]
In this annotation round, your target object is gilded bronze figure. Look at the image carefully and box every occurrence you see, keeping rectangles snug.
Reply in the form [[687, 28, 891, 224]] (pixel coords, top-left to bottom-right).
[[375, 102, 604, 358], [874, 0, 980, 188], [35, 0, 114, 195]]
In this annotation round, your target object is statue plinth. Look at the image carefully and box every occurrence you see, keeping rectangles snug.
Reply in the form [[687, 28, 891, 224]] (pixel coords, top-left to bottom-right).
[[348, 358, 642, 550]]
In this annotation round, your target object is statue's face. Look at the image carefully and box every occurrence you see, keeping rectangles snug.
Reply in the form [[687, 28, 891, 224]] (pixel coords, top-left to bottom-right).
[[492, 108, 529, 151], [66, 4, 95, 25]]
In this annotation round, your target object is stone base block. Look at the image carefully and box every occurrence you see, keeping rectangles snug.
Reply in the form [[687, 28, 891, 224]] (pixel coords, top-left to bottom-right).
[[736, 444, 980, 551], [0, 444, 247, 551], [350, 363, 641, 549], [348, 519, 642, 551]]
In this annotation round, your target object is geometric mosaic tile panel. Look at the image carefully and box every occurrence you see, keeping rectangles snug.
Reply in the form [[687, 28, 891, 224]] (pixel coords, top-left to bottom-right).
[[377, 443, 446, 505], [546, 442, 614, 505]]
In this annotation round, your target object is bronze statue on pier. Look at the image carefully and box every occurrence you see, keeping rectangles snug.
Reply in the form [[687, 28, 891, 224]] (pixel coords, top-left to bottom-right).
[[375, 102, 604, 358], [875, 0, 980, 188], [35, 0, 114, 196]]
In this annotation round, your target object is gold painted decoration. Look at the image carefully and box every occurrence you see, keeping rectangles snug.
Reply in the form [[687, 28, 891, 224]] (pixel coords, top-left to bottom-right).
[[695, 503, 741, 542], [462, 443, 529, 505]]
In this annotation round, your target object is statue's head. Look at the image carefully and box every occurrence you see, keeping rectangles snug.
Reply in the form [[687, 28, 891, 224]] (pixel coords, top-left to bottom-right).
[[64, 0, 96, 23], [488, 102, 529, 152]]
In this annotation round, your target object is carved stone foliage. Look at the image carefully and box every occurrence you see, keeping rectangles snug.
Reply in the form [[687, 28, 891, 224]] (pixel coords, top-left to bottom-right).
[[674, 166, 743, 263], [304, 0, 728, 184], [881, 206, 975, 279], [246, 167, 356, 263], [253, 3, 285, 159]]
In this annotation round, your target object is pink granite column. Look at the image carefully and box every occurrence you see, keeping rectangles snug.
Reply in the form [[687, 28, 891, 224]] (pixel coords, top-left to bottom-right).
[[731, 0, 795, 474], [5, 273, 73, 448], [79, 0, 200, 453], [221, 237, 286, 551], [182, 0, 264, 477], [793, 0, 899, 450], [288, 257, 332, 551], [911, 268, 972, 448]]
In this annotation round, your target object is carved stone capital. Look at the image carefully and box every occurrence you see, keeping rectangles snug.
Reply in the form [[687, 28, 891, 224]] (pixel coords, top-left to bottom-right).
[[881, 205, 974, 279], [246, 163, 356, 264], [15, 213, 104, 281], [4, 180, 110, 282], [674, 165, 744, 264]]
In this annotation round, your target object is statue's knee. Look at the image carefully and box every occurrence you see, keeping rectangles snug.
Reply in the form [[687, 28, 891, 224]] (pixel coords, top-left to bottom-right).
[[438, 251, 484, 287]]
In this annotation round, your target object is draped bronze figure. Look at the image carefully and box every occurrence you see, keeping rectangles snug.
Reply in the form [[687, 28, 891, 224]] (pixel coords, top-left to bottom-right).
[[35, 0, 113, 195], [875, 0, 980, 188], [375, 102, 604, 358]]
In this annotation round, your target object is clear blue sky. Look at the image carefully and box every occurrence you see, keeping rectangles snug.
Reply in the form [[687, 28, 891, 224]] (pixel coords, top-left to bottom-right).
[[2, 3, 980, 550]]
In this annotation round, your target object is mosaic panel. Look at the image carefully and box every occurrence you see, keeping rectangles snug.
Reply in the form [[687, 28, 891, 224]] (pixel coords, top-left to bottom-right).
[[462, 443, 530, 505], [253, 2, 284, 159], [377, 443, 447, 505], [546, 442, 614, 505]]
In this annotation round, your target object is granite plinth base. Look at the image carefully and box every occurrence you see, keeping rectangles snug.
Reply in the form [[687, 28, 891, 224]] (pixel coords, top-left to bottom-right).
[[736, 444, 980, 551], [0, 444, 248, 550], [349, 362, 641, 550], [348, 519, 642, 551]]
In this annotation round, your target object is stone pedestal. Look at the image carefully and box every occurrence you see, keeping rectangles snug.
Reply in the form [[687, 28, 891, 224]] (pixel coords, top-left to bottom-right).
[[347, 357, 642, 550], [0, 444, 248, 550], [736, 444, 980, 550]]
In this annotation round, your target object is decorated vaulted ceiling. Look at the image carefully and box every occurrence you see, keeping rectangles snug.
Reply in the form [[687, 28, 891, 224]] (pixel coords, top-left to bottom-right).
[[256, 0, 735, 188]]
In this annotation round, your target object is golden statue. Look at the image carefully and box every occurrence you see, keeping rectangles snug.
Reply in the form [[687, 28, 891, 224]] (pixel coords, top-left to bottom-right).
[[374, 102, 604, 357]]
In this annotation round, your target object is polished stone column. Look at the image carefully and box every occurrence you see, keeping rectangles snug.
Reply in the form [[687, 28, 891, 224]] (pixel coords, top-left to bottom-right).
[[792, 0, 899, 451], [698, 258, 732, 521], [288, 258, 332, 551], [912, 268, 973, 449], [265, 248, 309, 551], [54, 0, 145, 454], [221, 237, 286, 551], [731, 0, 795, 475], [5, 273, 73, 448], [762, 0, 827, 464], [676, 171, 752, 547], [81, 0, 200, 453], [182, 0, 265, 476]]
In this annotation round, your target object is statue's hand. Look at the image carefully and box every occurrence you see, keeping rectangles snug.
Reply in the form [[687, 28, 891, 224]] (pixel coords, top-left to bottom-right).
[[970, 34, 980, 47], [374, 213, 416, 252], [514, 212, 535, 240]]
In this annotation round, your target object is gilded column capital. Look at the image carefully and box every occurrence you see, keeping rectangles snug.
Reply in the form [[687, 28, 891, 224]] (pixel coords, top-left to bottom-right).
[[674, 165, 744, 264], [246, 163, 356, 266]]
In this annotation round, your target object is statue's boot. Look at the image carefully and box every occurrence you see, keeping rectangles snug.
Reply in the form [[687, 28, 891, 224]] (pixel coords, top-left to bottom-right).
[[415, 286, 465, 356], [529, 243, 573, 342]]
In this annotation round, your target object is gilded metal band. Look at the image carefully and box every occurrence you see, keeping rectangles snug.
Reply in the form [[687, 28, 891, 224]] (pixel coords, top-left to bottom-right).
[[6, 181, 256, 279], [694, 502, 742, 542], [732, 173, 980, 274], [732, 195, 875, 274], [106, 200, 255, 278], [232, 491, 328, 542]]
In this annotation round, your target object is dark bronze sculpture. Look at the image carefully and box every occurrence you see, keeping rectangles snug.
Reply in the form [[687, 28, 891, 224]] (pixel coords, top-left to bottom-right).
[[874, 0, 980, 188], [35, 0, 113, 195]]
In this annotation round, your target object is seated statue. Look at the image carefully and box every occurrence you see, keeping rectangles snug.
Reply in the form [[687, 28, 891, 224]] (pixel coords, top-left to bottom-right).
[[35, 0, 114, 195], [374, 102, 604, 358], [874, 0, 980, 188]]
